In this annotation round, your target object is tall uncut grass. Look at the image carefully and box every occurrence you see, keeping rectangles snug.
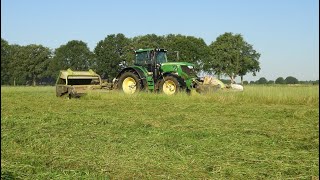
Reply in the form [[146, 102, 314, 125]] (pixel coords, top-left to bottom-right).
[[1, 85, 319, 179]]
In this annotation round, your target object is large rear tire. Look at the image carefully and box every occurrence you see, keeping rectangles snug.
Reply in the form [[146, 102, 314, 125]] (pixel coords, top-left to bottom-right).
[[117, 71, 141, 94], [159, 76, 182, 95]]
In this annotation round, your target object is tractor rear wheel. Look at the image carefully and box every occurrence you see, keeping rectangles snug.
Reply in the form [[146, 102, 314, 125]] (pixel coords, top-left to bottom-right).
[[117, 71, 141, 94], [159, 76, 181, 95]]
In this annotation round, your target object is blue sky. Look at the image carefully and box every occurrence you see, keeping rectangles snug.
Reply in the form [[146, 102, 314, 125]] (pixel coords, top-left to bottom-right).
[[1, 0, 319, 81]]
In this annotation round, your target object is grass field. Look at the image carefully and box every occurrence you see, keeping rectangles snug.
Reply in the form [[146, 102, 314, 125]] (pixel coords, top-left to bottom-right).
[[1, 85, 319, 179]]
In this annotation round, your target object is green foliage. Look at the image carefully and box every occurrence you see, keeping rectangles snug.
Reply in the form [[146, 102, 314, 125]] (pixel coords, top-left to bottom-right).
[[1, 86, 319, 179], [93, 34, 130, 80], [1, 39, 11, 85], [238, 42, 260, 76], [164, 34, 210, 70], [1, 41, 54, 86], [256, 77, 268, 84], [10, 45, 29, 85], [285, 76, 299, 84], [268, 80, 275, 84], [23, 44, 52, 85], [205, 32, 260, 83], [299, 80, 317, 84], [275, 77, 286, 84], [131, 34, 165, 50], [243, 80, 249, 85], [52, 40, 92, 72]]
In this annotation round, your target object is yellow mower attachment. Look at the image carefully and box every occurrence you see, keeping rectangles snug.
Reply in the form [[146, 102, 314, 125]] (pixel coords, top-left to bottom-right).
[[55, 68, 104, 99], [195, 76, 243, 93]]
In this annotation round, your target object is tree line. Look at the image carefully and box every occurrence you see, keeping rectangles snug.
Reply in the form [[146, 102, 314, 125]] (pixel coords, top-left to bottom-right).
[[2, 32, 263, 86], [245, 77, 319, 85], [219, 76, 318, 85]]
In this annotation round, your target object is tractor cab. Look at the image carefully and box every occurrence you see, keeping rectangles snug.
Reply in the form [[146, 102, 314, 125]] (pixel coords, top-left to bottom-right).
[[134, 48, 167, 72]]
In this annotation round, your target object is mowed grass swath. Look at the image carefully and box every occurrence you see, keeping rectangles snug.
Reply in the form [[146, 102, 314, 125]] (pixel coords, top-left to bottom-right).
[[1, 85, 319, 179]]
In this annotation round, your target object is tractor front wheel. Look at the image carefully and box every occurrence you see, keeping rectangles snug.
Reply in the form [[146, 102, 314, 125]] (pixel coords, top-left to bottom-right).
[[117, 71, 141, 94], [159, 76, 181, 95]]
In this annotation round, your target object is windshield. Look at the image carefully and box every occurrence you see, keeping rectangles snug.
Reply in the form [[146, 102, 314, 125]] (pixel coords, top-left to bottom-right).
[[156, 51, 167, 64], [135, 51, 149, 65]]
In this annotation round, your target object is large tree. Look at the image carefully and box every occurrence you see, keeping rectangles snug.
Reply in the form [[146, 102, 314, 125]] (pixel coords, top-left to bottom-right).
[[7, 44, 29, 85], [93, 33, 130, 80], [131, 34, 165, 51], [1, 39, 11, 85], [24, 44, 52, 86], [256, 77, 268, 84], [163, 34, 210, 71], [275, 77, 285, 84], [205, 32, 260, 83], [237, 42, 261, 84], [52, 40, 93, 73], [4, 44, 52, 86], [285, 76, 299, 84]]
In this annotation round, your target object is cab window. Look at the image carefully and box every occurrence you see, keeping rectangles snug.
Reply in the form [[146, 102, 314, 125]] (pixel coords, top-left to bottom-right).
[[135, 51, 150, 65]]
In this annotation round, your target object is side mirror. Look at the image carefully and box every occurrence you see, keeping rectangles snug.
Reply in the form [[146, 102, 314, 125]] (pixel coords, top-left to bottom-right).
[[119, 60, 127, 68]]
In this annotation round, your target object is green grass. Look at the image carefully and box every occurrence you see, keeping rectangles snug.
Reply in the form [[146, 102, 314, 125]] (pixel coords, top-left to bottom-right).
[[1, 85, 319, 179]]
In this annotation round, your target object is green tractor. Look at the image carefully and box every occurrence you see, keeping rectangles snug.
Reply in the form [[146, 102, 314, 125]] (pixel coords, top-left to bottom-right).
[[114, 48, 200, 95], [54, 48, 229, 98]]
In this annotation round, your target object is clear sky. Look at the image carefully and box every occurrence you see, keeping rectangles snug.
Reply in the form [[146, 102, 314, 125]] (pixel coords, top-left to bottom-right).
[[1, 0, 319, 81]]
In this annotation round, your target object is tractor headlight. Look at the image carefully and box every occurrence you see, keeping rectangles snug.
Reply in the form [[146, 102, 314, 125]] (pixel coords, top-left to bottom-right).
[[187, 65, 194, 69]]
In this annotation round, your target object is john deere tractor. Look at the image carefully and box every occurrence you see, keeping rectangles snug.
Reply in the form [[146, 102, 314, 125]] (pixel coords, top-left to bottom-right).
[[55, 49, 228, 98], [114, 48, 200, 95]]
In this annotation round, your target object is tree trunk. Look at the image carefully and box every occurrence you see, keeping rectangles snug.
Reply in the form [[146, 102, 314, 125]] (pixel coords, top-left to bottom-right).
[[230, 75, 235, 84], [13, 78, 16, 86], [33, 77, 36, 86], [241, 76, 243, 85]]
